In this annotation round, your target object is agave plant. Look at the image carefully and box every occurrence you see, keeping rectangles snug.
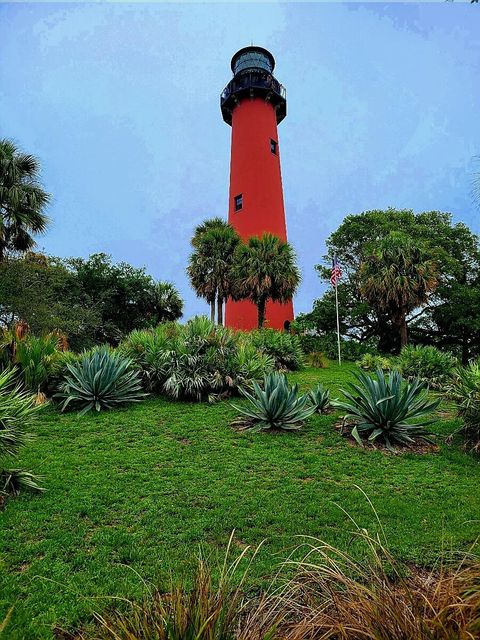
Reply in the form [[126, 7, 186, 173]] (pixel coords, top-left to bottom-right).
[[0, 368, 44, 497], [308, 383, 331, 414], [232, 372, 315, 431], [333, 368, 440, 451], [56, 347, 146, 415], [448, 359, 480, 451]]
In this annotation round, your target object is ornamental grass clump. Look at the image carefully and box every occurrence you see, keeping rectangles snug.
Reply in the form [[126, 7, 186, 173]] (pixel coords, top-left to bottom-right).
[[0, 368, 44, 498], [56, 347, 146, 415], [232, 372, 315, 431], [333, 368, 440, 451]]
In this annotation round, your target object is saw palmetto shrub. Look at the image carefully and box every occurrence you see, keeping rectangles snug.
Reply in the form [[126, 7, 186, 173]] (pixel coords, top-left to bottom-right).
[[232, 372, 315, 432], [397, 345, 457, 388], [56, 347, 146, 415], [333, 368, 440, 451], [0, 368, 44, 499], [248, 329, 304, 371], [120, 318, 274, 402]]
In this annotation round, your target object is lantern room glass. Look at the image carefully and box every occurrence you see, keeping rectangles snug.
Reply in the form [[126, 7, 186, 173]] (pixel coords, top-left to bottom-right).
[[232, 51, 273, 75]]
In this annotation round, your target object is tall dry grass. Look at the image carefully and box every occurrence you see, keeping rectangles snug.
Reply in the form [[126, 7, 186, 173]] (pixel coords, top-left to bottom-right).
[[81, 507, 480, 640]]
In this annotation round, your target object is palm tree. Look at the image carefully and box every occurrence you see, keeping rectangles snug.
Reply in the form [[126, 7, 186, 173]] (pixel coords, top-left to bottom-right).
[[230, 233, 300, 328], [187, 218, 240, 324], [359, 232, 439, 351], [0, 139, 50, 260]]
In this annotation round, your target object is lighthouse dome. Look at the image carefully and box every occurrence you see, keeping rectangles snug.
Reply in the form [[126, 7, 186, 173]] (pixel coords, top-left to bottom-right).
[[231, 46, 275, 76]]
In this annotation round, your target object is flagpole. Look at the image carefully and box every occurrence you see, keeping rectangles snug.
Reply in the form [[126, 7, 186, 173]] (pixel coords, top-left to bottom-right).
[[334, 275, 341, 366]]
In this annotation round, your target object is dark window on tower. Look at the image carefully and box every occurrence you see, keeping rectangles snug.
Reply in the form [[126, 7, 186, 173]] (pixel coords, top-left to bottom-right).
[[270, 139, 277, 155], [234, 194, 243, 211]]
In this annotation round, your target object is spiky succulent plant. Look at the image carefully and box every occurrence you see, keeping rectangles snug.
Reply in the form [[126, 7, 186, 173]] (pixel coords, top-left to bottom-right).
[[233, 372, 315, 431], [308, 383, 331, 414], [56, 347, 146, 415], [333, 368, 439, 451]]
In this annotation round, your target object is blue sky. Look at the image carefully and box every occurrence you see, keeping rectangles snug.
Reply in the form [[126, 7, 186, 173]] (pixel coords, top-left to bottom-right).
[[1, 2, 479, 318]]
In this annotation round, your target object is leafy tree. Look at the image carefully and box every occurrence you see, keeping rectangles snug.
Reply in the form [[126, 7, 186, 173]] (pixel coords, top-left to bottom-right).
[[187, 218, 240, 325], [358, 233, 439, 351], [0, 252, 183, 350], [306, 209, 480, 359], [0, 252, 99, 350], [64, 253, 183, 343], [231, 233, 300, 328], [0, 139, 50, 260]]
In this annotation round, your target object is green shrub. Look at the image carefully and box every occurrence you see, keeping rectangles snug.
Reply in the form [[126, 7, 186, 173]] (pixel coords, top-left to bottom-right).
[[249, 329, 304, 371], [56, 347, 146, 415], [120, 318, 274, 402], [356, 353, 392, 372], [333, 369, 440, 452], [118, 323, 180, 392], [15, 333, 61, 399], [448, 359, 480, 452], [309, 383, 331, 413], [397, 345, 456, 388], [0, 368, 43, 497], [232, 372, 315, 431]]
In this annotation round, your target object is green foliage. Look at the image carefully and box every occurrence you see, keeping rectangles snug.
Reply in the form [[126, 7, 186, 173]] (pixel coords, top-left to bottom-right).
[[56, 347, 146, 415], [356, 353, 392, 372], [397, 345, 457, 388], [2, 364, 480, 637], [309, 209, 480, 359], [187, 218, 240, 324], [233, 372, 315, 431], [14, 334, 61, 393], [231, 233, 300, 328], [308, 383, 331, 413], [333, 369, 440, 451], [120, 318, 274, 401], [358, 232, 439, 351], [0, 253, 99, 351], [0, 368, 43, 497], [449, 359, 480, 451], [0, 139, 50, 259], [64, 253, 183, 344], [249, 328, 304, 371], [293, 328, 374, 362]]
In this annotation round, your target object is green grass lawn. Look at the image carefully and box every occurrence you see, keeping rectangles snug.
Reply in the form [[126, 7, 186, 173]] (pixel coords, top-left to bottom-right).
[[1, 364, 479, 638]]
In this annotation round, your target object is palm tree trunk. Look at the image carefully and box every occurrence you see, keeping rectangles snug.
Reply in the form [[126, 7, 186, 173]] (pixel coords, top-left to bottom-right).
[[399, 315, 408, 350], [257, 297, 267, 328], [217, 297, 223, 326], [210, 298, 215, 323]]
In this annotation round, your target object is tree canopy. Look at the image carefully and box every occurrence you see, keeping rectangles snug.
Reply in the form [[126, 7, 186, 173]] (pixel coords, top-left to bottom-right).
[[0, 252, 183, 350], [300, 208, 480, 361]]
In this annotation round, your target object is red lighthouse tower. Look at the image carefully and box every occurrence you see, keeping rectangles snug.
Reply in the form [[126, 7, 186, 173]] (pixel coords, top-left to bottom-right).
[[221, 46, 294, 331]]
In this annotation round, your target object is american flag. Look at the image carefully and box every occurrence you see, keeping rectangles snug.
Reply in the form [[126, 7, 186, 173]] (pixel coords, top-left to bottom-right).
[[330, 254, 342, 286]]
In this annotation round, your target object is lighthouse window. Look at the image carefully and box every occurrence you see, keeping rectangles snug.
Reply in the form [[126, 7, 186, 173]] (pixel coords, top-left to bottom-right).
[[234, 194, 243, 211], [270, 139, 277, 155]]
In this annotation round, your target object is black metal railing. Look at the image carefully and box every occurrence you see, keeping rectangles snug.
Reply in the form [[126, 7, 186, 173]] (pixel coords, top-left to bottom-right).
[[221, 71, 286, 104]]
